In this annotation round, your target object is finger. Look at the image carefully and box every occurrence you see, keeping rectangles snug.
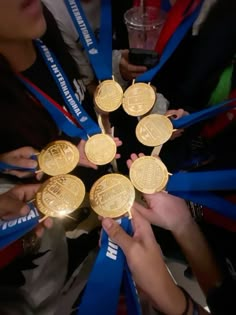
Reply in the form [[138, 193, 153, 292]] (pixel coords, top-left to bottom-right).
[[132, 202, 159, 230], [18, 146, 39, 159], [165, 109, 179, 118], [15, 157, 38, 169], [42, 217, 53, 229], [35, 171, 44, 181], [3, 170, 36, 178], [10, 184, 41, 201], [115, 153, 121, 159], [130, 153, 139, 161], [126, 159, 133, 169], [102, 218, 134, 254], [121, 49, 129, 58], [127, 64, 147, 73], [35, 225, 44, 238], [138, 153, 145, 158], [126, 153, 144, 169], [1, 203, 30, 220], [114, 140, 122, 147]]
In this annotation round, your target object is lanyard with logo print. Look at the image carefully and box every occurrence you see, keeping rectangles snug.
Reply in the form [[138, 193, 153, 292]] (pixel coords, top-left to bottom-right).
[[64, 0, 124, 113], [0, 203, 39, 250], [18, 40, 101, 140], [78, 217, 141, 315], [64, 0, 112, 81]]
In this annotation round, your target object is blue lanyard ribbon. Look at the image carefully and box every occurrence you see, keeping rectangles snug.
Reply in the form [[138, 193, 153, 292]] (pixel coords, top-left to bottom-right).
[[0, 203, 39, 250], [18, 74, 88, 139], [0, 161, 36, 173], [172, 191, 236, 221], [172, 98, 236, 129], [64, 0, 112, 80], [123, 263, 142, 315], [136, 3, 202, 82], [167, 170, 236, 220], [167, 170, 236, 192], [35, 40, 101, 139], [78, 217, 141, 315]]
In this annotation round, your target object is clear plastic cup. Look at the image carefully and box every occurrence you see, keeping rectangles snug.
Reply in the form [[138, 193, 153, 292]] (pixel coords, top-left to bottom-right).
[[124, 6, 166, 50]]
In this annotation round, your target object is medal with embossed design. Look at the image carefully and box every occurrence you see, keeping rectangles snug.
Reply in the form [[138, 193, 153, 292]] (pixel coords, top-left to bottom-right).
[[94, 77, 123, 112], [89, 174, 135, 218], [129, 156, 169, 194], [136, 114, 174, 147], [85, 134, 117, 165], [122, 81, 156, 116], [36, 174, 85, 217], [38, 140, 79, 176]]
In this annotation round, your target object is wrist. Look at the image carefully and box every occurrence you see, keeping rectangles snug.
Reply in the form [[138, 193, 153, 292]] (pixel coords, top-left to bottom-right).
[[171, 215, 196, 239]]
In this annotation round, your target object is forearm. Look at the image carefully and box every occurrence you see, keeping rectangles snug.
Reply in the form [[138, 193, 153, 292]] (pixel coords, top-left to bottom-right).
[[173, 219, 222, 294], [150, 272, 209, 315]]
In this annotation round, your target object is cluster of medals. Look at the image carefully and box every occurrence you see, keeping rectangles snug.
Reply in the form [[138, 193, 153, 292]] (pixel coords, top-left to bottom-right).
[[34, 76, 177, 220]]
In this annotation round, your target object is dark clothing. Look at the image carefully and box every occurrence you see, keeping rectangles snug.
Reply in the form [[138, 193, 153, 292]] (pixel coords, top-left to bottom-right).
[[207, 276, 236, 315], [0, 6, 107, 189]]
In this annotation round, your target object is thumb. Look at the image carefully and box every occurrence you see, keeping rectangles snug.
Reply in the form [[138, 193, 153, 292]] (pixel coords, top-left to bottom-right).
[[102, 218, 134, 254]]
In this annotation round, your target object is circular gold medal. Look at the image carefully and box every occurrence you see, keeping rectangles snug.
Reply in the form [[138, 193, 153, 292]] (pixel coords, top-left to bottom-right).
[[129, 156, 169, 194], [136, 114, 173, 147], [38, 140, 79, 176], [94, 79, 123, 112], [35, 174, 85, 217], [90, 173, 135, 218], [85, 134, 117, 165], [122, 82, 156, 116]]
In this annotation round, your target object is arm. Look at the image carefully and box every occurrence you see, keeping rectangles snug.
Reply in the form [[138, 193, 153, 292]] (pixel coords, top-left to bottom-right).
[[102, 211, 209, 314], [132, 193, 223, 295], [172, 213, 222, 295]]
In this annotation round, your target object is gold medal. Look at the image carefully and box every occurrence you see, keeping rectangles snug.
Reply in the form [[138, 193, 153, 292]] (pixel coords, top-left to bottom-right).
[[129, 156, 169, 194], [36, 174, 85, 217], [136, 114, 173, 147], [38, 140, 79, 176], [85, 134, 117, 165], [122, 82, 156, 116], [94, 78, 123, 112], [89, 173, 135, 218]]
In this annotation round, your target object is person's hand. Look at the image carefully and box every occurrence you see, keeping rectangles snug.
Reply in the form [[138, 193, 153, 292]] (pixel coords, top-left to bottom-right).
[[127, 154, 192, 234], [102, 211, 187, 314], [166, 109, 189, 140], [0, 147, 40, 179], [119, 50, 147, 81], [77, 138, 122, 169], [0, 184, 53, 237]]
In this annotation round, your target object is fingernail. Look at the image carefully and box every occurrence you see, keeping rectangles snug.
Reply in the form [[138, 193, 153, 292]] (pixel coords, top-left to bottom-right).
[[102, 218, 113, 230]]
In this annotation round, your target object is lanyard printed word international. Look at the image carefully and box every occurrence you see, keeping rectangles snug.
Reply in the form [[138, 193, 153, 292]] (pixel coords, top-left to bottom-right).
[[20, 40, 101, 140], [0, 203, 39, 250], [64, 0, 123, 113], [78, 218, 142, 315]]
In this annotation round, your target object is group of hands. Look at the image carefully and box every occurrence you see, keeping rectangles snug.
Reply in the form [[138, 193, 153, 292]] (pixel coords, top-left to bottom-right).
[[0, 143, 193, 305]]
